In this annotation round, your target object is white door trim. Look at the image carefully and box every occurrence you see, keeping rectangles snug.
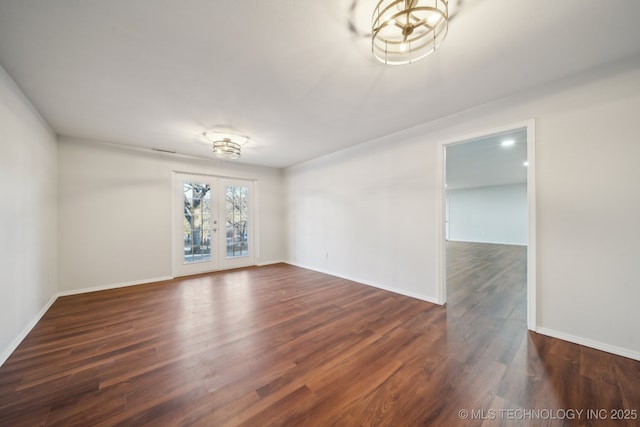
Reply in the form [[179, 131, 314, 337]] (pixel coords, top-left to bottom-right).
[[171, 171, 257, 277], [436, 119, 537, 331], [218, 177, 256, 271], [172, 173, 218, 277]]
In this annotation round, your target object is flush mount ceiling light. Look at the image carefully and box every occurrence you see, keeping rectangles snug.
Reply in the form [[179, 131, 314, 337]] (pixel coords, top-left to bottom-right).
[[203, 131, 249, 160], [372, 0, 449, 65], [501, 139, 515, 147]]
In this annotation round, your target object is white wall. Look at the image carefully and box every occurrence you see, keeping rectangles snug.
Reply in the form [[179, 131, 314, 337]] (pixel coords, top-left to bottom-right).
[[0, 66, 58, 365], [285, 56, 640, 358], [286, 129, 440, 302], [447, 183, 527, 245], [58, 138, 285, 293]]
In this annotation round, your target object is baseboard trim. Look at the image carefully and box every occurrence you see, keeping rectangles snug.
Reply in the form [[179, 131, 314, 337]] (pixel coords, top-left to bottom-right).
[[447, 239, 527, 247], [0, 294, 58, 367], [57, 276, 174, 297], [4, 273, 639, 367], [256, 260, 287, 267], [286, 262, 440, 305], [536, 327, 640, 362]]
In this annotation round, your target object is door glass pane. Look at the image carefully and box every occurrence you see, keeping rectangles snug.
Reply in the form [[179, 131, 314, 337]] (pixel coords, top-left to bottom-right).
[[225, 186, 248, 258], [183, 182, 212, 264]]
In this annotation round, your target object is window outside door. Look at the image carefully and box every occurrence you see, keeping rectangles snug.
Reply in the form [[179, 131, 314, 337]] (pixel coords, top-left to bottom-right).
[[219, 179, 254, 270], [173, 173, 254, 276]]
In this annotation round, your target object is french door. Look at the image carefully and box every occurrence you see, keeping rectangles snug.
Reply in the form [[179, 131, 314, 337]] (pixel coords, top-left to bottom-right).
[[172, 172, 255, 277]]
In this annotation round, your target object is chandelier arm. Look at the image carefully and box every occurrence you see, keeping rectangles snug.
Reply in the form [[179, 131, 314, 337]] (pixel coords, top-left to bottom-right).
[[373, 2, 402, 25], [412, 19, 427, 28], [409, 13, 421, 23]]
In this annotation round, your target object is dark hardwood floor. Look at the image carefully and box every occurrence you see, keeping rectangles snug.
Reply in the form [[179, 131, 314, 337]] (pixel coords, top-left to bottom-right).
[[1, 243, 639, 426]]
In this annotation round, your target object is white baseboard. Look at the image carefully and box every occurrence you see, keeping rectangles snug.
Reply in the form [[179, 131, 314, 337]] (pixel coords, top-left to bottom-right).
[[448, 239, 527, 247], [536, 327, 640, 362], [0, 294, 57, 367], [1, 276, 174, 367], [57, 276, 174, 297], [255, 260, 287, 267], [285, 262, 440, 305], [7, 271, 637, 370]]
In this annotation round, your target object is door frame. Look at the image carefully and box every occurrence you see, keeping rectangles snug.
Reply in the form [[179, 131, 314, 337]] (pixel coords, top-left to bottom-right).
[[436, 119, 537, 331], [171, 171, 256, 277]]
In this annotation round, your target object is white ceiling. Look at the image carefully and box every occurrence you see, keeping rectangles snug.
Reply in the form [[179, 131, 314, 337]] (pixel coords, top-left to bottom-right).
[[446, 128, 527, 190], [1, 0, 640, 168]]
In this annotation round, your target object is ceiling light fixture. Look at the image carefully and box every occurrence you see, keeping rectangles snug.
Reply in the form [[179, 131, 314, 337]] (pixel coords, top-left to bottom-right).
[[203, 131, 249, 160], [501, 139, 515, 147], [372, 0, 449, 65]]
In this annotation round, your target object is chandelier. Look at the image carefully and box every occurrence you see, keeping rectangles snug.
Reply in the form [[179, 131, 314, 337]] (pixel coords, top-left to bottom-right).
[[203, 131, 248, 160], [372, 0, 449, 65]]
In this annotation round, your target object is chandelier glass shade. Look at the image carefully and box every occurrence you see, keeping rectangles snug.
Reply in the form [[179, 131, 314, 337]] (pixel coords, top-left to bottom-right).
[[212, 138, 240, 159], [372, 0, 449, 65], [203, 132, 248, 160]]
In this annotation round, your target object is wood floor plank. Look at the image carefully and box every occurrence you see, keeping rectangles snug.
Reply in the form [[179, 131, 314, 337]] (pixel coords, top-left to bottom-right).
[[1, 247, 639, 426]]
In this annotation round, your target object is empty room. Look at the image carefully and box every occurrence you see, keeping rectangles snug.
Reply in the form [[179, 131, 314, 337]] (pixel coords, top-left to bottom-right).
[[1, 0, 640, 425]]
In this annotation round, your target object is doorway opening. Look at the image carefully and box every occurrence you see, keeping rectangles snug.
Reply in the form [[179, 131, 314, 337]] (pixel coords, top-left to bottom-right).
[[439, 121, 536, 330]]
